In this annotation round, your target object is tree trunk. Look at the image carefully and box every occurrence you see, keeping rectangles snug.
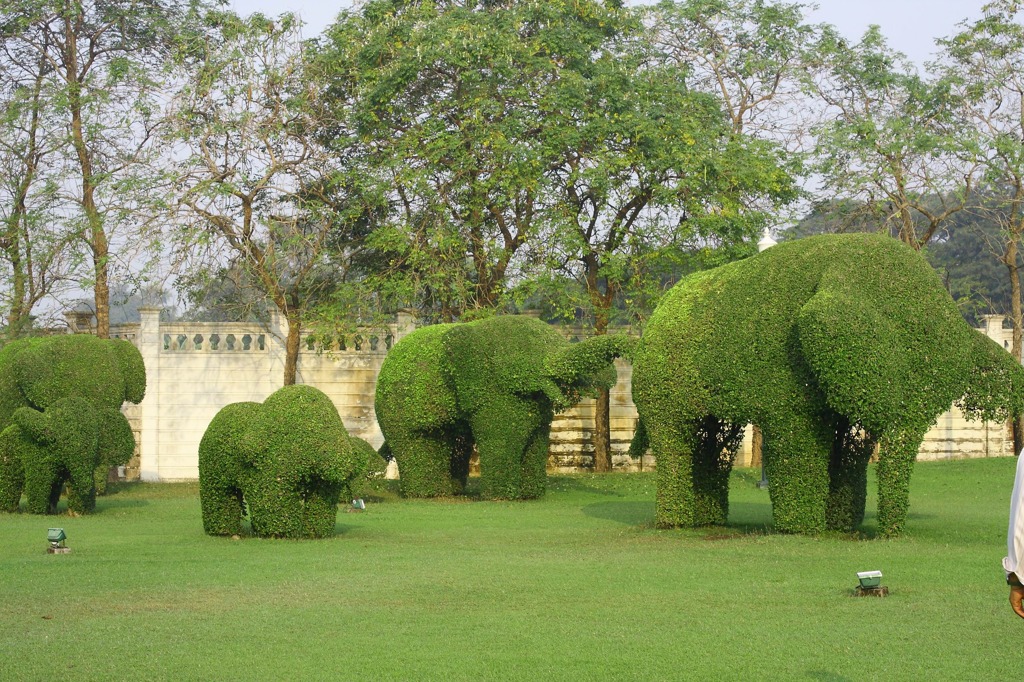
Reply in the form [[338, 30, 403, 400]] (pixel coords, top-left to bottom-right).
[[593, 387, 612, 472], [283, 314, 301, 386], [751, 425, 763, 468], [591, 300, 613, 472], [65, 16, 109, 338], [91, 219, 110, 338], [1006, 236, 1024, 455]]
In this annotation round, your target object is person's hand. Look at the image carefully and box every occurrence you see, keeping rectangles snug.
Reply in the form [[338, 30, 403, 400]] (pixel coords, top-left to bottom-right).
[[1010, 575, 1024, 619]]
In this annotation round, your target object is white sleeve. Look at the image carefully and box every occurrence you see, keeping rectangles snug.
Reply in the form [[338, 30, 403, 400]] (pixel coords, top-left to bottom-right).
[[1003, 453, 1024, 577]]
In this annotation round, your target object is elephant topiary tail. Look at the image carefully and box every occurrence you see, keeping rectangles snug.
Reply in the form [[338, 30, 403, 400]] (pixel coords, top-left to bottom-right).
[[628, 418, 649, 461]]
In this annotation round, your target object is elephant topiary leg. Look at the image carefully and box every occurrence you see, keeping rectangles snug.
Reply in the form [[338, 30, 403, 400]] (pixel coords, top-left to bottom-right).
[[394, 430, 465, 497], [0, 427, 26, 512], [22, 449, 59, 515], [692, 416, 744, 526], [246, 482, 305, 538], [94, 408, 136, 496], [825, 417, 874, 532], [472, 398, 542, 500], [876, 427, 926, 537], [199, 479, 245, 536], [762, 412, 831, 534], [447, 425, 474, 494], [300, 481, 342, 539], [65, 452, 99, 515], [651, 419, 700, 528], [518, 422, 553, 500]]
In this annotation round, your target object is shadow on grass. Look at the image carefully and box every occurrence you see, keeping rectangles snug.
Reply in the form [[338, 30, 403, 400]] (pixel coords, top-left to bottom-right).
[[95, 497, 149, 511], [582, 500, 653, 525], [547, 477, 627, 497], [583, 498, 883, 541], [806, 671, 853, 682]]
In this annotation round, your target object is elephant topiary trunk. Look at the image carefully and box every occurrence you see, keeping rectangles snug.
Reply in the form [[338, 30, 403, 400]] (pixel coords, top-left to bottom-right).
[[375, 315, 631, 500]]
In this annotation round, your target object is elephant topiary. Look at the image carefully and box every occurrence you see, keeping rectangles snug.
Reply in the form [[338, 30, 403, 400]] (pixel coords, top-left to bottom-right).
[[343, 435, 389, 501], [631, 233, 1024, 537], [0, 335, 145, 514], [198, 384, 361, 538], [375, 315, 632, 499]]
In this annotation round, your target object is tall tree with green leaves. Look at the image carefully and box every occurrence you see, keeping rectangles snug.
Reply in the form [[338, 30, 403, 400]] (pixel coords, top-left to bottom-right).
[[532, 17, 796, 469], [318, 0, 633, 321], [0, 17, 78, 336], [811, 25, 976, 250], [649, 0, 820, 144], [0, 0, 208, 337], [937, 0, 1024, 452], [167, 10, 372, 385]]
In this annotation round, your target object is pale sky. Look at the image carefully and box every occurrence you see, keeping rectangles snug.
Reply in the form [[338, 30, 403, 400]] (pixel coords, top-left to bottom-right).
[[230, 0, 993, 67]]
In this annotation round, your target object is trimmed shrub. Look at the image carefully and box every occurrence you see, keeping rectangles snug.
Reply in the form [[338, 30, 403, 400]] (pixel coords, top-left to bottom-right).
[[198, 385, 360, 539], [0, 335, 146, 514], [375, 315, 630, 499], [343, 436, 389, 501], [632, 233, 1024, 536], [7, 398, 101, 514]]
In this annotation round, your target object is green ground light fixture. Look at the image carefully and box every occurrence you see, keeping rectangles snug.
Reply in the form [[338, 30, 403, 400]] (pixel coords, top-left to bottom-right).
[[47, 527, 69, 554], [855, 570, 886, 596]]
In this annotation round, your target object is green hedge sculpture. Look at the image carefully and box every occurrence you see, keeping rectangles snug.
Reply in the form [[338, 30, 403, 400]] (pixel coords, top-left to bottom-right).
[[375, 315, 631, 499], [198, 385, 361, 538], [343, 435, 389, 501], [631, 233, 1024, 537], [0, 335, 144, 514]]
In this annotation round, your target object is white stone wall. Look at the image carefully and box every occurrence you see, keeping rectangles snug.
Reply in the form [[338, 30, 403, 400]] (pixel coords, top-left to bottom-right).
[[113, 312, 1019, 481]]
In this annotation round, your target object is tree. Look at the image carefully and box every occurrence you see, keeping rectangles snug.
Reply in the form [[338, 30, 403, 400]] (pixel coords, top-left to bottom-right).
[[926, 198, 1018, 327], [0, 18, 77, 337], [811, 25, 976, 250], [318, 0, 627, 321], [0, 0, 207, 338], [318, 0, 796, 469], [532, 14, 796, 470], [168, 10, 368, 385], [938, 0, 1024, 452], [649, 0, 821, 144]]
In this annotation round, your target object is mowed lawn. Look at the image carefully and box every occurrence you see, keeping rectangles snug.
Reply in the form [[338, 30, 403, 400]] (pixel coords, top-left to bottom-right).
[[1, 458, 1023, 681]]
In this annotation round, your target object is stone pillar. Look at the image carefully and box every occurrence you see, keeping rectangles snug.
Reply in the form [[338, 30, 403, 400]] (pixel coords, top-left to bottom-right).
[[137, 307, 162, 482], [979, 314, 1006, 341], [395, 309, 417, 344]]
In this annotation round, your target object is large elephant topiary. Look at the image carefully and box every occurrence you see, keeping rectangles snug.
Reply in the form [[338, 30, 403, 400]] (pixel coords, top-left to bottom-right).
[[631, 233, 1024, 537], [0, 335, 144, 514], [198, 385, 361, 539], [375, 315, 631, 499]]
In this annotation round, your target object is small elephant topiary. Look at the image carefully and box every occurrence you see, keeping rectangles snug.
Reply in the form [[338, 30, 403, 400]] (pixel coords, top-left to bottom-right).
[[375, 315, 631, 500], [632, 233, 1024, 537], [0, 335, 144, 514], [198, 385, 361, 539]]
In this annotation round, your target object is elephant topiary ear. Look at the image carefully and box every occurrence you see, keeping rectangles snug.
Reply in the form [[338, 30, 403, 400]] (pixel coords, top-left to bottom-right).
[[796, 286, 962, 434], [798, 288, 911, 433], [111, 340, 146, 404]]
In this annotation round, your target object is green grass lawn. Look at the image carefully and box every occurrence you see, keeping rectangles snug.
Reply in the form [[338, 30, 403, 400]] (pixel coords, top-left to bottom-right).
[[1, 459, 1023, 681]]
